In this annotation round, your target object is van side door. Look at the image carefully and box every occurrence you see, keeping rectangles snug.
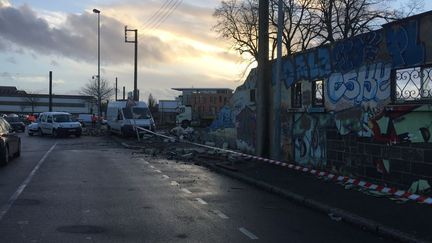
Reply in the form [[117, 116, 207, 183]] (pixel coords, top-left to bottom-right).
[[39, 114, 47, 133], [46, 115, 54, 134]]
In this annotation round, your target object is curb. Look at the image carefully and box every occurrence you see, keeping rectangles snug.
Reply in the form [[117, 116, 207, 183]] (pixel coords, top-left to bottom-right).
[[117, 140, 429, 243], [200, 161, 428, 243]]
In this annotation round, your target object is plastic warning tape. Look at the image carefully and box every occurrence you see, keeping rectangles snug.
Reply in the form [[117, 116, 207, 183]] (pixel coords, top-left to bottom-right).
[[134, 126, 432, 205]]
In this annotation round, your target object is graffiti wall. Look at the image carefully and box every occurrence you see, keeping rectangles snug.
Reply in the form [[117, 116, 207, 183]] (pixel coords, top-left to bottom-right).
[[293, 113, 332, 167], [209, 11, 432, 188], [279, 12, 432, 188]]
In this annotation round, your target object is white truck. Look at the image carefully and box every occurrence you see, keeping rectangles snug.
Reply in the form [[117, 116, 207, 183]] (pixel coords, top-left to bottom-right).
[[176, 105, 193, 127], [175, 105, 214, 127], [106, 100, 155, 137]]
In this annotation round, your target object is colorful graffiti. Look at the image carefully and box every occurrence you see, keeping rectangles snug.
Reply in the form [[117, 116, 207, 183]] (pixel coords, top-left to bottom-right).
[[325, 63, 392, 111], [275, 14, 429, 90], [333, 104, 432, 144], [332, 31, 382, 73], [209, 106, 234, 131], [275, 48, 331, 88], [209, 12, 432, 187], [236, 106, 256, 149], [386, 20, 425, 67], [293, 114, 332, 166]]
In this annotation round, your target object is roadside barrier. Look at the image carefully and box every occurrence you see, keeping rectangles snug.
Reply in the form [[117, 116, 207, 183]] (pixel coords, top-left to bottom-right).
[[133, 126, 432, 206]]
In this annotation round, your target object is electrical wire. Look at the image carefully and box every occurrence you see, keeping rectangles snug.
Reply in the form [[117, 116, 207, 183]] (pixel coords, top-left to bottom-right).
[[143, 0, 177, 30], [149, 0, 183, 32]]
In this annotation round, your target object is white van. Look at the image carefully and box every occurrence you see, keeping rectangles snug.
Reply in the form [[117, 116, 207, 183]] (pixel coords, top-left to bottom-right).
[[106, 100, 155, 136], [39, 112, 82, 137]]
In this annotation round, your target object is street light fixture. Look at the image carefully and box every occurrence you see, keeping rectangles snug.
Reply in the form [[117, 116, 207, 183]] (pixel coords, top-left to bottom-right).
[[93, 8, 101, 123]]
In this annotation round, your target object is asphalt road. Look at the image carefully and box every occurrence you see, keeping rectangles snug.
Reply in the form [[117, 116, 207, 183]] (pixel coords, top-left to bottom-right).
[[0, 134, 392, 242]]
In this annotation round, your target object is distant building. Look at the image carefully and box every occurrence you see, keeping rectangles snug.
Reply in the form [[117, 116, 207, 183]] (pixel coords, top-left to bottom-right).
[[172, 88, 233, 120], [0, 86, 96, 115], [158, 100, 181, 125]]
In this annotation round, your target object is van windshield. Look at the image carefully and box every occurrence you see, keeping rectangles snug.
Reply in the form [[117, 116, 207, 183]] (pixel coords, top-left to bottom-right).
[[53, 114, 72, 122], [122, 107, 151, 119]]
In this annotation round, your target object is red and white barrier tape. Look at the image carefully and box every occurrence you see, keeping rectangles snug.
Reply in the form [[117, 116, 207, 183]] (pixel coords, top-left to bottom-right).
[[134, 126, 432, 205]]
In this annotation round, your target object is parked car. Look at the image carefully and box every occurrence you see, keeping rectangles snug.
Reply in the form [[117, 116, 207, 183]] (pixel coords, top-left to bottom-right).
[[39, 112, 82, 137], [27, 116, 41, 136], [77, 114, 92, 127], [0, 117, 21, 165], [4, 116, 26, 132], [77, 114, 107, 127]]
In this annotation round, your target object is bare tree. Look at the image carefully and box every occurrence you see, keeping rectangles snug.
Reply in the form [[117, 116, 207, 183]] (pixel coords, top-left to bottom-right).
[[80, 78, 115, 105], [213, 0, 424, 62], [213, 0, 327, 62], [269, 0, 318, 58], [213, 0, 260, 62], [23, 92, 40, 113], [309, 0, 424, 45]]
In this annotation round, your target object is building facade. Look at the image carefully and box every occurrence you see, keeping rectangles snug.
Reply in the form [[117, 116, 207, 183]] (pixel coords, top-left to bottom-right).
[[0, 86, 96, 115], [173, 88, 233, 121], [209, 11, 432, 190], [158, 100, 180, 125]]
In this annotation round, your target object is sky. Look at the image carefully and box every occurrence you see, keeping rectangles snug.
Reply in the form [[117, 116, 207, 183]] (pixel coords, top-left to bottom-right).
[[0, 0, 431, 101], [0, 0, 248, 101]]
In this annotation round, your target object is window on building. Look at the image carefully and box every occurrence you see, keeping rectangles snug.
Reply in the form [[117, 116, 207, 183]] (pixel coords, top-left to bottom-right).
[[312, 80, 324, 106], [292, 82, 302, 108], [394, 66, 432, 102], [219, 96, 222, 102], [250, 89, 256, 102]]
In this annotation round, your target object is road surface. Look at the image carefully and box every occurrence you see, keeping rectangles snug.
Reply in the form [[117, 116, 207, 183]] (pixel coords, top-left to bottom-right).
[[0, 134, 391, 242]]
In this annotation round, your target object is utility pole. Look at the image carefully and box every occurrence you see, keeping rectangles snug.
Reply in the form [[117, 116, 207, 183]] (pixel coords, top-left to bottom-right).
[[123, 86, 126, 100], [93, 9, 101, 121], [115, 77, 118, 101], [125, 26, 138, 101], [272, 0, 283, 160], [256, 0, 271, 157], [49, 71, 53, 112]]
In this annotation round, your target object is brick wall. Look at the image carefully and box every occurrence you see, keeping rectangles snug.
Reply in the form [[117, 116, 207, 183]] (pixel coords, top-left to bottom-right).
[[326, 128, 432, 188]]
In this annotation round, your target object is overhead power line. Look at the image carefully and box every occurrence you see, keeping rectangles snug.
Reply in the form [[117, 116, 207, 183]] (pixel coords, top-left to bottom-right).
[[143, 0, 175, 30], [149, 0, 183, 32], [142, 0, 183, 33]]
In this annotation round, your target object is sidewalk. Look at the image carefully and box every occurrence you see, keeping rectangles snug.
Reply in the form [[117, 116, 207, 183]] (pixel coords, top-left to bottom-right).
[[204, 158, 432, 242], [117, 135, 431, 242]]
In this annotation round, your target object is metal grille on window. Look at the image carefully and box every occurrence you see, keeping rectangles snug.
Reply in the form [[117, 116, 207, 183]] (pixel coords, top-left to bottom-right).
[[395, 66, 432, 101]]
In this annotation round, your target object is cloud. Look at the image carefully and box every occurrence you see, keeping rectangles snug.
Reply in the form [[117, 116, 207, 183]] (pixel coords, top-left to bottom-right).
[[0, 4, 174, 66], [50, 60, 59, 66], [5, 56, 16, 63]]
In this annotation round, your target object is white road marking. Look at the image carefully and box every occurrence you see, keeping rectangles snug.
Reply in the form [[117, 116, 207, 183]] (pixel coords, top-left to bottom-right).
[[154, 170, 162, 173], [181, 188, 192, 194], [239, 227, 259, 240], [171, 181, 179, 186], [196, 198, 208, 205], [162, 175, 170, 179], [212, 210, 229, 219], [0, 142, 57, 221]]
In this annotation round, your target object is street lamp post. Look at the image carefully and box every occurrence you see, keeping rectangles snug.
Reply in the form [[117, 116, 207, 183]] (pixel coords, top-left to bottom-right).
[[93, 8, 101, 122]]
